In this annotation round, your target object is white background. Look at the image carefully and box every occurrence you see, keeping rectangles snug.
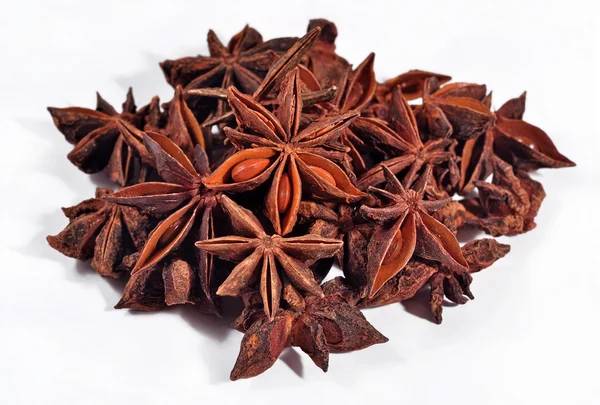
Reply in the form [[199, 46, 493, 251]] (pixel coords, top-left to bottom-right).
[[1, 0, 599, 404]]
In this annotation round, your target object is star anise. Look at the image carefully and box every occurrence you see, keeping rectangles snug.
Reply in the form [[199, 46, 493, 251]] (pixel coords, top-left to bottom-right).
[[455, 128, 494, 194], [307, 53, 379, 176], [455, 91, 574, 194], [361, 238, 510, 323], [465, 156, 546, 236], [105, 133, 223, 314], [300, 21, 392, 177], [47, 89, 162, 186], [359, 165, 468, 298], [116, 85, 209, 163], [359, 259, 439, 309], [414, 82, 495, 194], [415, 77, 495, 140], [188, 27, 332, 129], [163, 85, 208, 156], [357, 87, 454, 191], [47, 188, 151, 278], [492, 92, 575, 170], [203, 68, 364, 235], [161, 26, 297, 92], [160, 26, 297, 123], [195, 195, 342, 319], [229, 282, 387, 380], [114, 254, 220, 313]]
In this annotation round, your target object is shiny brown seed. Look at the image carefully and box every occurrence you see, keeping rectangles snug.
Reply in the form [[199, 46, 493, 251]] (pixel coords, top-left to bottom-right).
[[231, 158, 271, 182], [382, 230, 403, 265], [308, 165, 336, 186], [156, 216, 187, 250], [277, 172, 292, 214]]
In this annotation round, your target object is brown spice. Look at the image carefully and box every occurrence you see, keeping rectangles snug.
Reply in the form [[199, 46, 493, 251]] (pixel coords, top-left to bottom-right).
[[46, 17, 575, 381]]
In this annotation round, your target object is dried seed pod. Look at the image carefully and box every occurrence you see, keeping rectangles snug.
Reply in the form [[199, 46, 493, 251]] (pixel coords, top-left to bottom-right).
[[360, 165, 467, 298], [204, 69, 364, 235]]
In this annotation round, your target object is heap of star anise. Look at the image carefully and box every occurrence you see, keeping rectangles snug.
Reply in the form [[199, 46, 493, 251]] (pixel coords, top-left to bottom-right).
[[47, 19, 575, 380]]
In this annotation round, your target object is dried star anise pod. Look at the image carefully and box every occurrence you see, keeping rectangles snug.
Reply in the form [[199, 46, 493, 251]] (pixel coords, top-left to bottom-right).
[[420, 82, 496, 194], [359, 165, 468, 298], [47, 89, 162, 186], [117, 85, 209, 165], [160, 26, 297, 123], [307, 53, 379, 176], [229, 282, 387, 380], [357, 87, 454, 191], [190, 27, 332, 129], [114, 253, 220, 313], [105, 133, 223, 314], [362, 238, 510, 323], [492, 92, 575, 170], [456, 128, 494, 194], [203, 68, 364, 235], [466, 156, 546, 236], [283, 284, 386, 372], [428, 238, 511, 323], [196, 195, 342, 319], [161, 25, 297, 92], [229, 308, 293, 380], [427, 263, 474, 323], [415, 77, 495, 140], [47, 188, 151, 278], [359, 259, 438, 309], [456, 91, 574, 194], [163, 85, 208, 156]]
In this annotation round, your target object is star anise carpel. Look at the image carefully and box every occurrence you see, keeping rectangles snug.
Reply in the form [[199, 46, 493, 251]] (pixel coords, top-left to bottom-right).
[[466, 156, 546, 236], [105, 132, 222, 313], [48, 88, 162, 186], [161, 25, 297, 93], [307, 52, 380, 176], [357, 86, 454, 191], [203, 68, 365, 235], [228, 282, 387, 380], [415, 77, 495, 140], [491, 92, 575, 170], [196, 195, 342, 320], [115, 85, 209, 165], [47, 188, 151, 278], [361, 238, 510, 323], [359, 165, 468, 298], [186, 27, 333, 129], [161, 26, 298, 128]]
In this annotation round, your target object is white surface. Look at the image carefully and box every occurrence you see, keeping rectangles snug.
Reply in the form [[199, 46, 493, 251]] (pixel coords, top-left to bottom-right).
[[1, 0, 599, 404]]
